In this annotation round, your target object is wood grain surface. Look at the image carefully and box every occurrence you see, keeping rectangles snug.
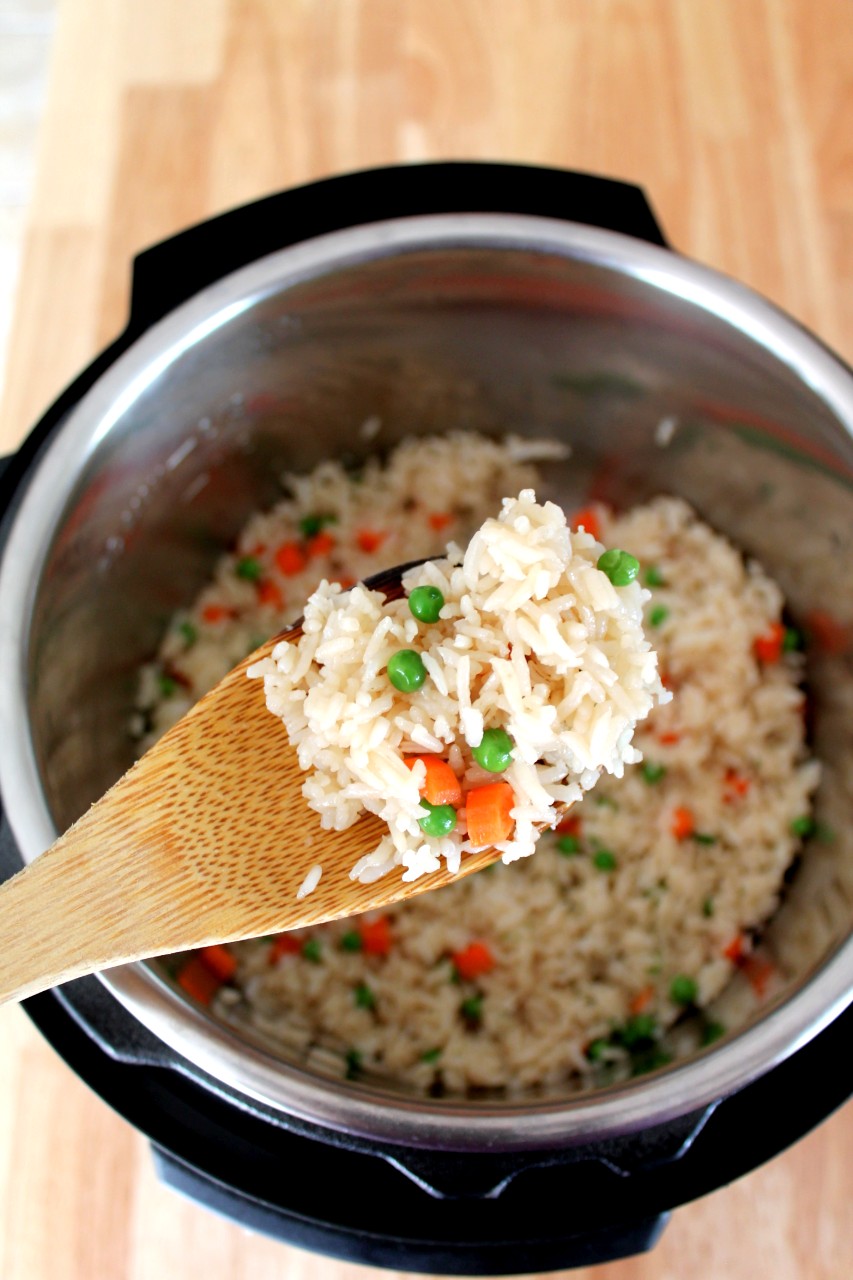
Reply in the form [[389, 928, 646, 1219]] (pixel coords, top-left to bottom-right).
[[1, 2, 853, 1277]]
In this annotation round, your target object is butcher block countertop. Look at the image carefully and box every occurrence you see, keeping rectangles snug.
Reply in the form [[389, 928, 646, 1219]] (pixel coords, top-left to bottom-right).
[[1, 3, 852, 1277]]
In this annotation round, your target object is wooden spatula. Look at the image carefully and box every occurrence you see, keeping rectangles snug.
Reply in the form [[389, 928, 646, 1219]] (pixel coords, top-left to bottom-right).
[[0, 564, 529, 1005]]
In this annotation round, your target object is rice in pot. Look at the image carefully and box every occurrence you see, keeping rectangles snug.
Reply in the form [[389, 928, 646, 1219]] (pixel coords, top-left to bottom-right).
[[136, 434, 818, 1094]]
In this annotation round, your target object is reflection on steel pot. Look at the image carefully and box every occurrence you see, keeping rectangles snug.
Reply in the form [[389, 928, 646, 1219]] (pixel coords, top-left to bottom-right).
[[1, 164, 852, 1272]]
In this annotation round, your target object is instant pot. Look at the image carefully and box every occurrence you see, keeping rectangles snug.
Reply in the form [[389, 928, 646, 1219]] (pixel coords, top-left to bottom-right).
[[2, 163, 853, 1272]]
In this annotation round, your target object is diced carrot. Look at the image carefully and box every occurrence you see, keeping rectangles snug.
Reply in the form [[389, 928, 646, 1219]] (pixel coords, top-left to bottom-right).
[[275, 540, 307, 576], [659, 671, 673, 691], [556, 813, 582, 836], [268, 934, 302, 964], [724, 768, 751, 802], [629, 985, 655, 1016], [198, 944, 238, 982], [405, 755, 462, 806], [257, 580, 283, 609], [806, 609, 849, 655], [742, 955, 774, 998], [359, 916, 393, 956], [452, 941, 496, 981], [754, 621, 785, 664], [306, 530, 336, 557], [658, 730, 681, 745], [466, 782, 516, 846], [201, 604, 234, 624], [333, 576, 357, 590], [427, 512, 453, 531], [177, 957, 222, 1005], [570, 506, 601, 540], [723, 934, 746, 964], [356, 529, 387, 553], [670, 806, 695, 840]]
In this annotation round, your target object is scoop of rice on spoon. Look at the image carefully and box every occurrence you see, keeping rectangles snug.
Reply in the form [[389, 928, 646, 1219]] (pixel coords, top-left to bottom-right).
[[253, 490, 668, 883]]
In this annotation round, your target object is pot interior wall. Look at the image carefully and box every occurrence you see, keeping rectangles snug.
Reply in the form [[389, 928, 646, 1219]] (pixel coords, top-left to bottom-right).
[[26, 242, 853, 1095]]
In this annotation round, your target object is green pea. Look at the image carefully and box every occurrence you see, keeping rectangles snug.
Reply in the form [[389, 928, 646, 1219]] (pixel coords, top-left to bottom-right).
[[472, 727, 515, 773], [619, 1014, 657, 1048], [302, 939, 322, 964], [645, 565, 666, 587], [702, 896, 715, 918], [236, 556, 262, 581], [178, 620, 197, 647], [408, 585, 445, 623], [418, 801, 457, 838], [649, 604, 669, 628], [460, 994, 483, 1024], [345, 1048, 363, 1078], [642, 761, 667, 784], [354, 982, 376, 1010], [586, 1037, 609, 1062], [693, 832, 718, 846], [299, 513, 336, 538], [557, 835, 580, 856], [670, 974, 698, 1005], [790, 814, 816, 838], [421, 1047, 443, 1064], [158, 674, 177, 698], [340, 930, 362, 952], [387, 649, 427, 692], [593, 849, 617, 872], [702, 1020, 726, 1046], [597, 548, 640, 586], [782, 627, 803, 652]]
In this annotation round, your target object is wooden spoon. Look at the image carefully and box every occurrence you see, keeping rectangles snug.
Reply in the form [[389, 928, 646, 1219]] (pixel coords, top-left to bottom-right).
[[0, 563, 552, 1005]]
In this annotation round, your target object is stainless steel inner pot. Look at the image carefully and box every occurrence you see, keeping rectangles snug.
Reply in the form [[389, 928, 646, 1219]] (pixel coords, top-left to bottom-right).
[[2, 213, 853, 1153]]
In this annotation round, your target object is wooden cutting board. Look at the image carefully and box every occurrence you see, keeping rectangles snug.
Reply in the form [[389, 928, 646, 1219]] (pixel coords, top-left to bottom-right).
[[1, 2, 852, 1277]]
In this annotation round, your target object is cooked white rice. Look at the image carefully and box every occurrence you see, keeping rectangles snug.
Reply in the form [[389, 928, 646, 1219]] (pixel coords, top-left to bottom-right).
[[250, 491, 667, 883], [297, 864, 324, 899], [138, 435, 818, 1095]]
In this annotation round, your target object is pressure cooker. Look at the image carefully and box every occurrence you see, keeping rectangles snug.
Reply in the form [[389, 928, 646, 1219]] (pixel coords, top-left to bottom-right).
[[1, 163, 852, 1272]]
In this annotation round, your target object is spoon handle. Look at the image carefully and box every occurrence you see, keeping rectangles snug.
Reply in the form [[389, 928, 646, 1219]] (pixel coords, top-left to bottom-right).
[[0, 567, 507, 1006], [0, 802, 189, 1003], [0, 634, 308, 1004]]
